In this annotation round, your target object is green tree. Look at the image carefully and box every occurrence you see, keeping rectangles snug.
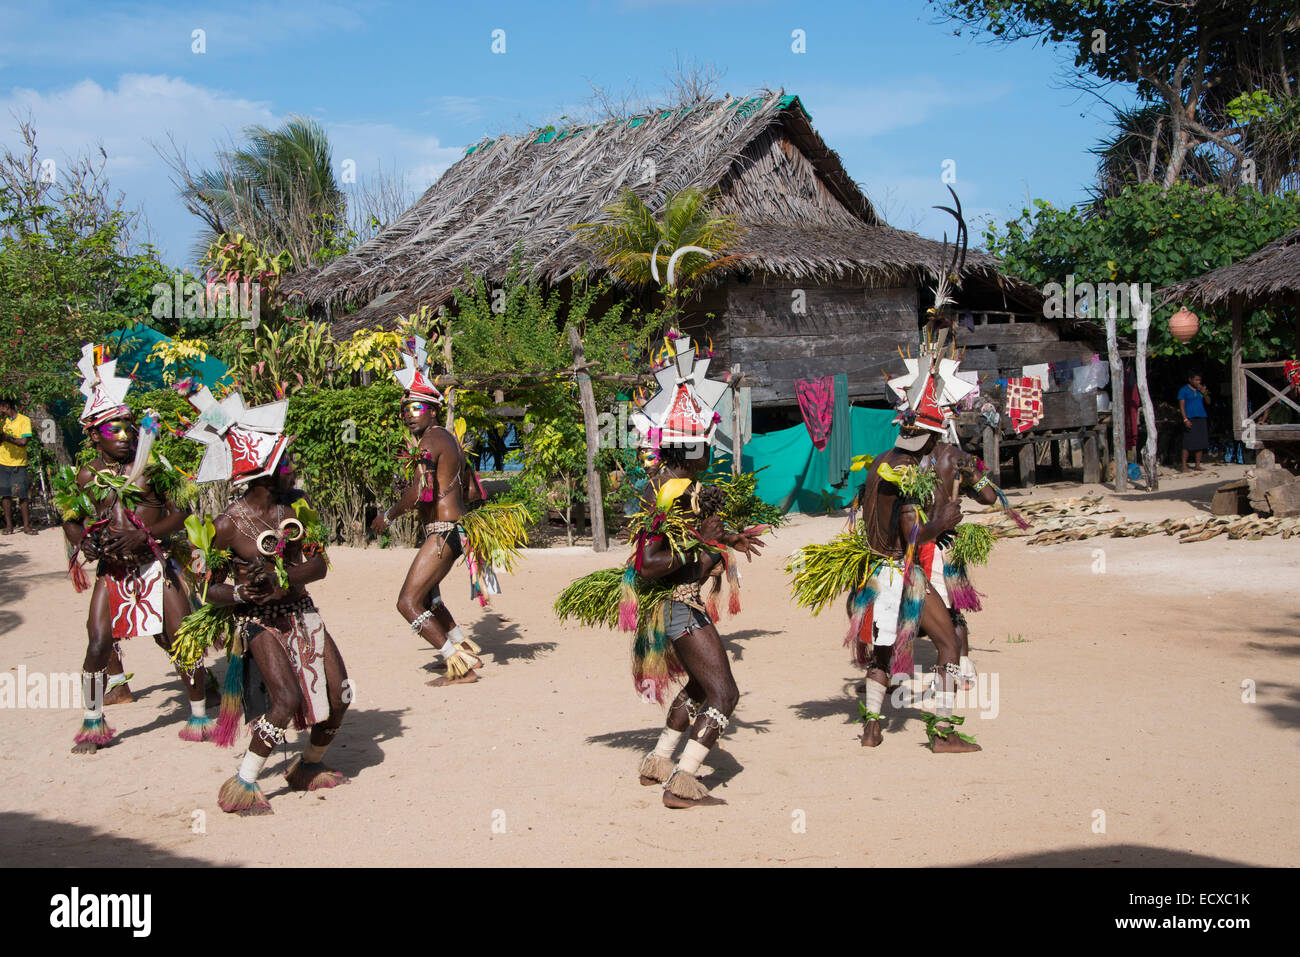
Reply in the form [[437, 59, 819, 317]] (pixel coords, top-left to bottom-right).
[[165, 115, 347, 267], [0, 120, 161, 462], [933, 1, 1300, 190], [573, 187, 743, 291], [985, 182, 1300, 359], [448, 254, 661, 542]]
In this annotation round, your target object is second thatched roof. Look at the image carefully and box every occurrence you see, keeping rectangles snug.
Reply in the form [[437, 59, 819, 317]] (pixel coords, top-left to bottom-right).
[[289, 91, 1038, 332], [1162, 227, 1300, 311]]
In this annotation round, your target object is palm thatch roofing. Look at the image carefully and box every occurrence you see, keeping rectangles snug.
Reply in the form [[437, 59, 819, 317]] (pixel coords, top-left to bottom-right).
[[1161, 227, 1300, 311], [289, 90, 1040, 333]]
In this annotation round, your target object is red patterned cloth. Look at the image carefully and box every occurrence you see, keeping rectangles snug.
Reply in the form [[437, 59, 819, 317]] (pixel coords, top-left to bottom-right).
[[106, 560, 165, 640], [1005, 377, 1043, 434], [1285, 359, 1300, 391], [795, 375, 836, 451]]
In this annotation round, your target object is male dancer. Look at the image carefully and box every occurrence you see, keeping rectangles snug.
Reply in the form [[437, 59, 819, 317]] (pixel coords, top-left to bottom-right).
[[923, 438, 1001, 691], [61, 345, 212, 752], [182, 387, 351, 815], [852, 345, 979, 752], [626, 336, 765, 808], [370, 337, 483, 686]]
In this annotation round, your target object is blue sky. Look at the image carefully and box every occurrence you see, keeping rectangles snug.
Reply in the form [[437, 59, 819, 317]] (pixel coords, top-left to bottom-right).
[[0, 0, 1132, 268]]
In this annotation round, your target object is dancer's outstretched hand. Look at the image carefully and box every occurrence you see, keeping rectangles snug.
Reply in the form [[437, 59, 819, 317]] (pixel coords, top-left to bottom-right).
[[369, 513, 388, 536], [728, 528, 766, 561]]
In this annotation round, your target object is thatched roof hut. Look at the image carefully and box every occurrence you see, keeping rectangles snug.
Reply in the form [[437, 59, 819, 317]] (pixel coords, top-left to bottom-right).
[[1161, 226, 1300, 448], [1162, 227, 1300, 311], [289, 91, 1037, 333]]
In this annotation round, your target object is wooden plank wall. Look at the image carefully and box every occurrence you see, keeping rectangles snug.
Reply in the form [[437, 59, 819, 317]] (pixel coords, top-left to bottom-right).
[[711, 279, 918, 407]]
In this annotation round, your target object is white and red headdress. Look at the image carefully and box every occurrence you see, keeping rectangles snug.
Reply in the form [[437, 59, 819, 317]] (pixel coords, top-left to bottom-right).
[[630, 334, 729, 449], [393, 336, 443, 404], [182, 387, 290, 485], [76, 343, 135, 428], [887, 345, 976, 451]]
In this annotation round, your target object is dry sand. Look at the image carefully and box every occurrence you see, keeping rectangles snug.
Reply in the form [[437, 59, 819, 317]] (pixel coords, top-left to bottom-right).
[[1, 463, 1297, 867]]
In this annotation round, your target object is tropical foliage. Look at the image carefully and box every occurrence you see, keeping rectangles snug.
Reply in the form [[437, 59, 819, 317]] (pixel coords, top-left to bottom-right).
[[985, 183, 1300, 358], [573, 187, 743, 291]]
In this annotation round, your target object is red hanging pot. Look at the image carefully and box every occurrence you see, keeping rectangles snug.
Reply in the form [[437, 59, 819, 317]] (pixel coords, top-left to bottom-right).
[[1169, 307, 1199, 343]]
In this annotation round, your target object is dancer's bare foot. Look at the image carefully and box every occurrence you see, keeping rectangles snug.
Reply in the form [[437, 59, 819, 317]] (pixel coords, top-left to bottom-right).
[[427, 670, 479, 687], [284, 756, 349, 791], [71, 739, 101, 755], [931, 733, 982, 754], [663, 790, 726, 809], [860, 718, 883, 747], [103, 683, 133, 705]]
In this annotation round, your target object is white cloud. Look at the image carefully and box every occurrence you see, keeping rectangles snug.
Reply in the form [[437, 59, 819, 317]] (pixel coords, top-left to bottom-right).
[[0, 1, 367, 68], [0, 74, 462, 267], [802, 77, 1012, 141]]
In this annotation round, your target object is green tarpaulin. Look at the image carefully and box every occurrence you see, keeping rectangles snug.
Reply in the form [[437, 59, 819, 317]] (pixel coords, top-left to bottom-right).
[[715, 406, 900, 514], [105, 323, 232, 391]]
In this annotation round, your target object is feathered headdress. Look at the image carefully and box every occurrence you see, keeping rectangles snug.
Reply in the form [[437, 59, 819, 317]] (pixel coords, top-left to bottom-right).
[[888, 188, 975, 451], [887, 335, 976, 450], [393, 336, 443, 403], [630, 333, 729, 449], [182, 387, 289, 485], [76, 344, 134, 427]]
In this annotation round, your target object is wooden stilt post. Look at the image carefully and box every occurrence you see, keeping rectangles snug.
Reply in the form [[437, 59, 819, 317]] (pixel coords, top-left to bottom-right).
[[1132, 287, 1159, 490], [1231, 297, 1246, 443], [568, 325, 607, 552], [1019, 441, 1037, 489], [1105, 306, 1127, 492], [1083, 430, 1100, 484], [982, 424, 1000, 485], [443, 332, 456, 430], [731, 364, 744, 477]]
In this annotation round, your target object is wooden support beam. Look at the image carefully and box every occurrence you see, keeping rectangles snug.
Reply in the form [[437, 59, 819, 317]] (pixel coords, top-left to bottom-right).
[[982, 425, 1000, 486], [731, 364, 744, 477], [567, 325, 607, 553], [443, 334, 456, 430], [1105, 309, 1127, 491], [1083, 431, 1100, 484], [1232, 297, 1246, 444], [1019, 441, 1037, 489], [1132, 288, 1159, 490]]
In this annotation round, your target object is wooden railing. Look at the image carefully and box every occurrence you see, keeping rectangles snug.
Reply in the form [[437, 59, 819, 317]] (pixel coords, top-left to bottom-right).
[[1236, 360, 1300, 443]]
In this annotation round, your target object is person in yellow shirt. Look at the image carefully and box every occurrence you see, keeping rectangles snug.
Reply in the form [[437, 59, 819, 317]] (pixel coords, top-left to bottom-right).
[[0, 396, 36, 535]]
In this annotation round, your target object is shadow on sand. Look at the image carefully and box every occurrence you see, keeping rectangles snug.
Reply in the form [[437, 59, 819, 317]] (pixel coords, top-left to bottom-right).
[[0, 810, 216, 867]]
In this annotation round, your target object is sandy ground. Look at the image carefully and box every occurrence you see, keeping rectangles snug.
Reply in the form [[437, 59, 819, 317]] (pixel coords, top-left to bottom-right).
[[1, 463, 1297, 868]]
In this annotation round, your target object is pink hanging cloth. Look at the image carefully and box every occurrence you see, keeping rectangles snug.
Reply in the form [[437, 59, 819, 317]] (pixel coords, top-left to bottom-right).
[[795, 375, 836, 451]]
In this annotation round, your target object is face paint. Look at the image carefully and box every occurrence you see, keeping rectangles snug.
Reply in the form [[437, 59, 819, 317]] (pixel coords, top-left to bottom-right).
[[98, 421, 133, 440], [404, 402, 432, 417]]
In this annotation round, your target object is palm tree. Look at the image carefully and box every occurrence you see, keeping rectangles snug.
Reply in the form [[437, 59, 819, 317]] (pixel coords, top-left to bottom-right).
[[573, 187, 743, 291], [169, 116, 345, 267], [1088, 103, 1223, 210]]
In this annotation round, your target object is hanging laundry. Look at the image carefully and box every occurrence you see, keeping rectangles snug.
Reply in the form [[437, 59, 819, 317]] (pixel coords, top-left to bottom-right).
[[1005, 376, 1043, 434], [795, 375, 836, 451], [826, 372, 852, 487], [1021, 362, 1049, 385]]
